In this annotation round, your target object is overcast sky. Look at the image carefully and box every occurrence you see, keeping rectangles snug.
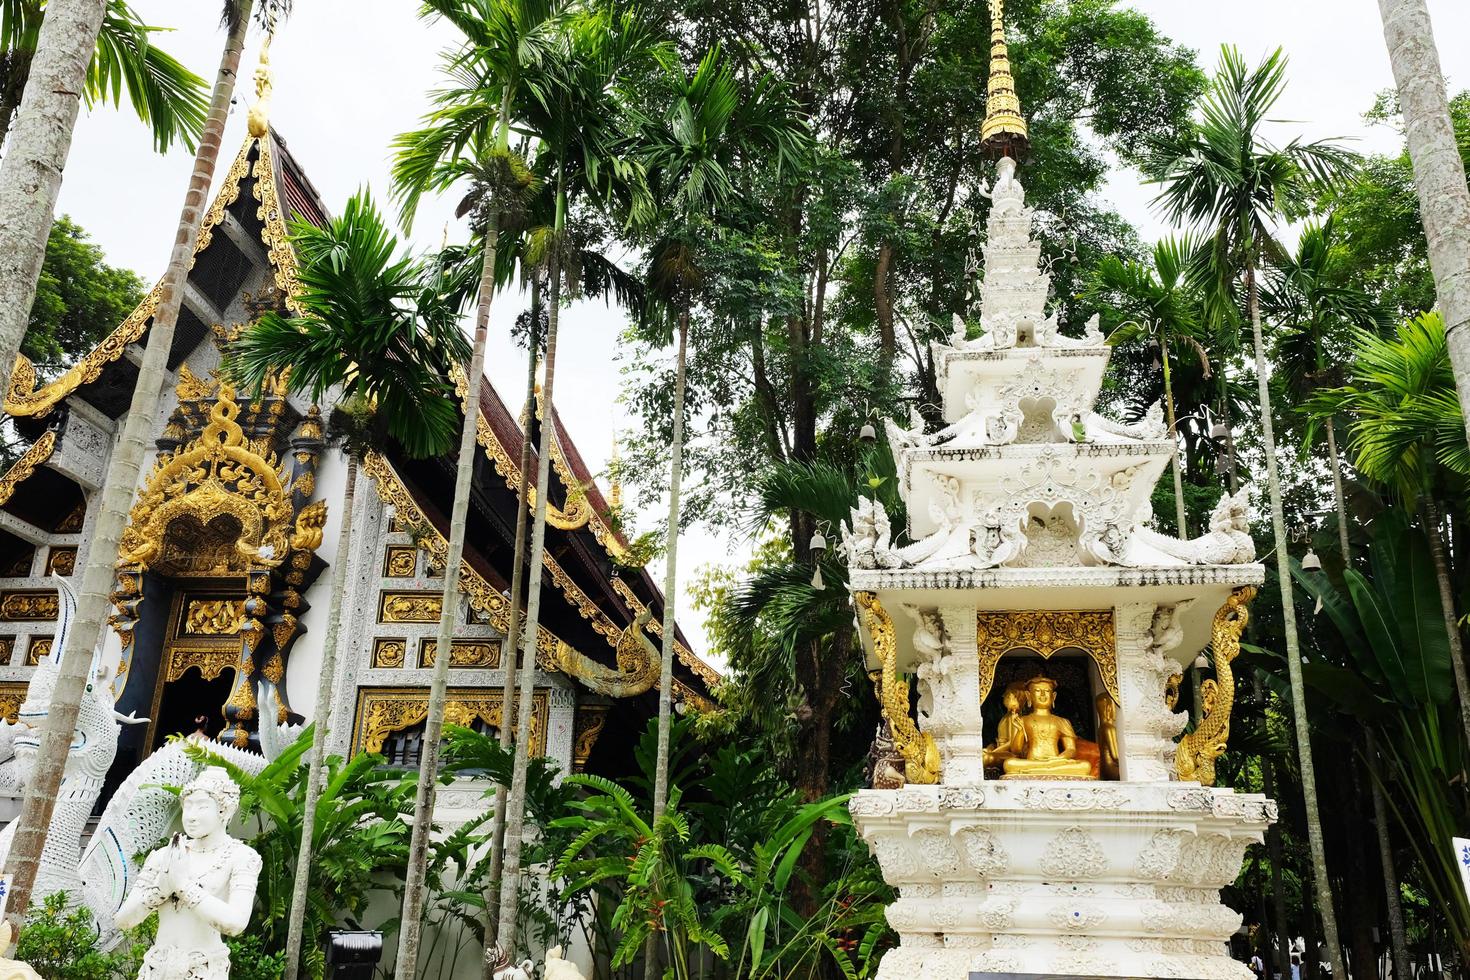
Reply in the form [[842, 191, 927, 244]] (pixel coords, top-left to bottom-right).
[[52, 1, 1470, 659]]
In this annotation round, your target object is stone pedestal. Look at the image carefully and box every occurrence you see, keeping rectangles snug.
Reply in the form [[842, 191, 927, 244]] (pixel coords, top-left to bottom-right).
[[851, 782, 1274, 980]]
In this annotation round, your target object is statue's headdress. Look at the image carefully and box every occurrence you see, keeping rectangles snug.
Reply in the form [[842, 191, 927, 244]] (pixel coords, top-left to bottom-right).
[[182, 766, 242, 821]]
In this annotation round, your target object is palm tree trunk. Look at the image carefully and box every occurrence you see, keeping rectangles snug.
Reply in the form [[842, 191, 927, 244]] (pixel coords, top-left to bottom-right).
[[1324, 417, 1352, 560], [1420, 493, 1470, 758], [1159, 331, 1189, 537], [1245, 260, 1347, 979], [0, 4, 251, 926], [283, 453, 357, 980], [494, 219, 564, 954], [1377, 0, 1470, 450], [396, 221, 499, 980], [0, 0, 108, 404], [1366, 729, 1412, 980], [1262, 740, 1292, 979], [644, 308, 691, 980], [481, 277, 541, 974]]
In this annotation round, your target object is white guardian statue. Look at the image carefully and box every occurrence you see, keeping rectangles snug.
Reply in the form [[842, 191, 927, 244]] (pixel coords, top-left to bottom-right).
[[115, 767, 262, 980]]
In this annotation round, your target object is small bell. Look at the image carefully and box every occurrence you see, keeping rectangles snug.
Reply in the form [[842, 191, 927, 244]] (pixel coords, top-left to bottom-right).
[[811, 565, 825, 590], [810, 531, 828, 552], [1193, 653, 1209, 670], [1214, 455, 1231, 475], [1301, 549, 1322, 571], [1210, 422, 1229, 439], [859, 423, 877, 442]]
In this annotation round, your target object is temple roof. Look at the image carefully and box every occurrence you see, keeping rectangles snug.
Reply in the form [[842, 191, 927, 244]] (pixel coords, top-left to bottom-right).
[[0, 117, 718, 710]]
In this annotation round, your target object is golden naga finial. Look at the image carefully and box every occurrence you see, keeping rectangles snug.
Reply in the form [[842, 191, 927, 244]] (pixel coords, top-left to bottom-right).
[[609, 429, 623, 511], [980, 0, 1029, 159], [247, 31, 274, 139]]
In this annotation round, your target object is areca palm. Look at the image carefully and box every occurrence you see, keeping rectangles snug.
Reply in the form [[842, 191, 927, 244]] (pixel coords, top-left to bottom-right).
[[1324, 314, 1470, 753], [1091, 234, 1208, 536], [0, 0, 286, 927], [491, 8, 671, 959], [228, 190, 472, 980], [1262, 216, 1383, 558], [1153, 45, 1359, 976], [388, 2, 557, 973]]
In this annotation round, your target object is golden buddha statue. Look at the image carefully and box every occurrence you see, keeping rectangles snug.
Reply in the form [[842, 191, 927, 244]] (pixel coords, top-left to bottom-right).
[[983, 682, 1030, 768], [1001, 675, 1095, 779], [1095, 692, 1120, 780]]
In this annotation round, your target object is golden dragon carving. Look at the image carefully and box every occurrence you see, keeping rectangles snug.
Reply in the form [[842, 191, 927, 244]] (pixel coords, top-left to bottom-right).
[[1175, 586, 1256, 786], [554, 609, 660, 698], [855, 592, 940, 785]]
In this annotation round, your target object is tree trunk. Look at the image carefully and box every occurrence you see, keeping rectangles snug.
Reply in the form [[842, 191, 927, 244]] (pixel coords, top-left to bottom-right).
[[283, 454, 357, 980], [1420, 493, 1470, 759], [1366, 729, 1412, 980], [0, 4, 250, 926], [1159, 331, 1189, 537], [1263, 753, 1292, 980], [1245, 260, 1347, 979], [481, 277, 541, 975], [874, 241, 896, 362], [644, 308, 690, 980], [0, 0, 108, 404], [1324, 417, 1352, 560], [395, 221, 499, 980], [1377, 0, 1470, 451], [494, 224, 563, 955]]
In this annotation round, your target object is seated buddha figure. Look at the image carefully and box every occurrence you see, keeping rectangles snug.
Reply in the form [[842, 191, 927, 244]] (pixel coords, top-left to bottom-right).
[[983, 682, 1031, 769], [1001, 675, 1095, 779]]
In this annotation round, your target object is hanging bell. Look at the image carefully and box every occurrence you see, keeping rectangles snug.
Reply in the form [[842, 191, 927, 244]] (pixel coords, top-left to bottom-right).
[[1214, 455, 1231, 475], [1210, 422, 1229, 439], [1193, 653, 1209, 670], [811, 565, 825, 590], [810, 531, 828, 552], [1301, 549, 1323, 572], [859, 423, 877, 442]]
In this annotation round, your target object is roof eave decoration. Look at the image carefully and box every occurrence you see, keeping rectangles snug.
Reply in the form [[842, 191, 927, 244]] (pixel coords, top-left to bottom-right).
[[0, 429, 57, 506], [980, 0, 1029, 159], [7, 53, 303, 419]]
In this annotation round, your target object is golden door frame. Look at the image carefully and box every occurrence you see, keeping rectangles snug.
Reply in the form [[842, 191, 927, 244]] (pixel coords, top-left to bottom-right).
[[976, 610, 1118, 707]]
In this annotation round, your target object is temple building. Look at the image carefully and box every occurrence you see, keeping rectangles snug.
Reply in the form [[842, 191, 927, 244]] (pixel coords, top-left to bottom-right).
[[0, 103, 717, 817]]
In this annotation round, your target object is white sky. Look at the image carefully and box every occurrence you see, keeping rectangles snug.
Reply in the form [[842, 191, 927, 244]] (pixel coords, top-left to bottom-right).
[[52, 0, 1470, 659]]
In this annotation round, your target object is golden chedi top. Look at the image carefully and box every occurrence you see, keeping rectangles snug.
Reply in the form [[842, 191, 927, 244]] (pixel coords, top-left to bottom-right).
[[247, 32, 274, 139], [980, 0, 1029, 158]]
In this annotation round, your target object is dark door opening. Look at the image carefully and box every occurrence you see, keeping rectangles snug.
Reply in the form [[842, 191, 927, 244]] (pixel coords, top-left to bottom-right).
[[151, 668, 235, 752]]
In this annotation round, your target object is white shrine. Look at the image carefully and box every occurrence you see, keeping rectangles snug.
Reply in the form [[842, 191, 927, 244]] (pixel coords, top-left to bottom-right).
[[840, 4, 1275, 978]]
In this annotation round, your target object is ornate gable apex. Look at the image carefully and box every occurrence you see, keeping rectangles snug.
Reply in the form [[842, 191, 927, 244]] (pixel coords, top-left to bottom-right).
[[4, 128, 325, 421]]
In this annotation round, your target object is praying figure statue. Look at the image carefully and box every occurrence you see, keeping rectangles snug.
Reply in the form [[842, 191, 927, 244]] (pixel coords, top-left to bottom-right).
[[983, 682, 1031, 769], [115, 767, 262, 980], [1001, 676, 1094, 779]]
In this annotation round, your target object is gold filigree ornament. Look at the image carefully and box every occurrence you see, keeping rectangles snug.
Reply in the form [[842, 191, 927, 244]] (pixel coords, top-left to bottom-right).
[[975, 610, 1118, 706], [117, 385, 295, 570], [1175, 587, 1257, 786], [0, 431, 56, 506], [554, 611, 659, 698], [855, 592, 940, 785]]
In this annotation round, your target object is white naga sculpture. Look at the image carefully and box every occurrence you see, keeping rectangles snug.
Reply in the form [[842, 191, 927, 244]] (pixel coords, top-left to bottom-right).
[[115, 767, 262, 980], [1129, 489, 1256, 566]]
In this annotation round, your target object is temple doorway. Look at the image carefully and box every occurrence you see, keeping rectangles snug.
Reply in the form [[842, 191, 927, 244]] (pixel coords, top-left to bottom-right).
[[142, 589, 247, 752], [150, 668, 235, 752]]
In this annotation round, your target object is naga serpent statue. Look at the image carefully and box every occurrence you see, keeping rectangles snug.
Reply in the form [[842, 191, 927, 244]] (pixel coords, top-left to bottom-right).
[[0, 576, 299, 944]]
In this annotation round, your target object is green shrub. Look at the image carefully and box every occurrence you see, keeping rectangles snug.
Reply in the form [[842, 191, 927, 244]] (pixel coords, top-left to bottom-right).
[[15, 893, 144, 980], [226, 933, 286, 980]]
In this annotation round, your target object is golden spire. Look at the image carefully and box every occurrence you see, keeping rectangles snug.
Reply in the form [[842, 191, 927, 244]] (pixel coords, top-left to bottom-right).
[[247, 31, 274, 139], [980, 0, 1029, 158]]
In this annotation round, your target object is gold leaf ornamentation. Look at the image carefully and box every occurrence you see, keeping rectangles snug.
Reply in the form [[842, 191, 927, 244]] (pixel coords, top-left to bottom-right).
[[976, 610, 1118, 706], [353, 687, 548, 756], [0, 592, 58, 622], [855, 592, 940, 784], [1176, 587, 1256, 786], [0, 431, 55, 506], [573, 705, 610, 771], [372, 639, 407, 669]]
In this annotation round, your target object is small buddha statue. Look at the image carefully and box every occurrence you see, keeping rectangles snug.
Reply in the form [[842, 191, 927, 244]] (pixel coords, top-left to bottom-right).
[[1095, 693, 1120, 781], [983, 682, 1031, 769], [1001, 676, 1095, 779], [116, 767, 262, 980]]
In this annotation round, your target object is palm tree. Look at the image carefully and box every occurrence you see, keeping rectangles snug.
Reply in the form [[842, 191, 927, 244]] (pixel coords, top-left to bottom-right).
[[1324, 314, 1470, 753], [387, 1, 559, 974], [1091, 234, 1208, 537], [228, 190, 472, 980], [490, 9, 669, 959], [0, 0, 286, 927], [1153, 45, 1359, 978], [0, 0, 214, 416], [630, 47, 806, 979], [1263, 217, 1412, 979], [1377, 0, 1470, 451]]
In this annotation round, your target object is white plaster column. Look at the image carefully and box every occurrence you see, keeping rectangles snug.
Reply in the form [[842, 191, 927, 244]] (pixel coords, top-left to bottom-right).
[[927, 604, 986, 785], [1115, 601, 1188, 782]]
